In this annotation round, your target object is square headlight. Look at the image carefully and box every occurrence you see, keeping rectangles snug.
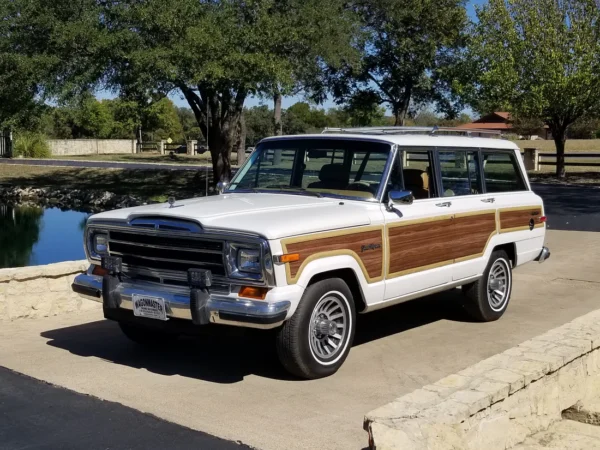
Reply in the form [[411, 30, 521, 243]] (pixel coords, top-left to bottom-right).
[[237, 248, 261, 273], [92, 232, 109, 257]]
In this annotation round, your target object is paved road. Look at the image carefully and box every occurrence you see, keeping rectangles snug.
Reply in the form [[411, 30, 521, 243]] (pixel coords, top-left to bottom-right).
[[0, 366, 245, 450], [1, 230, 599, 450], [531, 183, 600, 232], [0, 158, 210, 171]]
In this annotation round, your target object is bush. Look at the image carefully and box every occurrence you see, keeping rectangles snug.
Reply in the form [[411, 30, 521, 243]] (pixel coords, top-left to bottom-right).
[[13, 132, 51, 158]]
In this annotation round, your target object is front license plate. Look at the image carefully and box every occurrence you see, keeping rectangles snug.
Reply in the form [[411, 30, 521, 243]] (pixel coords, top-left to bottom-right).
[[132, 294, 168, 321]]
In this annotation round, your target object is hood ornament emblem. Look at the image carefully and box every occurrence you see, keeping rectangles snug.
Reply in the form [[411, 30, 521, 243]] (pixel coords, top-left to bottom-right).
[[168, 196, 177, 208]]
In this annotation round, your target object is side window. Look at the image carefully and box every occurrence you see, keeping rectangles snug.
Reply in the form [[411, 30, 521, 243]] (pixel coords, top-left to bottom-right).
[[439, 149, 482, 197], [482, 151, 527, 193], [401, 148, 435, 200]]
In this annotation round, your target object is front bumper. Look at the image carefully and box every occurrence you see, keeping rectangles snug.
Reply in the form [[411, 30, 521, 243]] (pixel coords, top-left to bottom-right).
[[71, 270, 290, 330]]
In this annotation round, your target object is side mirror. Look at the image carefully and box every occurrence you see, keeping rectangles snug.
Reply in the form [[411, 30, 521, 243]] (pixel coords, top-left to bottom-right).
[[387, 190, 414, 211], [216, 181, 229, 195]]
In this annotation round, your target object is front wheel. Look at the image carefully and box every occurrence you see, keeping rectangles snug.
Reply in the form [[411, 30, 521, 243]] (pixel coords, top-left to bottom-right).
[[276, 278, 356, 379], [462, 250, 513, 322]]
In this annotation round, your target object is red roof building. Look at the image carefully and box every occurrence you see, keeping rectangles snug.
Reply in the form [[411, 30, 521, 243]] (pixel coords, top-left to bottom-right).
[[457, 112, 550, 139], [456, 112, 513, 131]]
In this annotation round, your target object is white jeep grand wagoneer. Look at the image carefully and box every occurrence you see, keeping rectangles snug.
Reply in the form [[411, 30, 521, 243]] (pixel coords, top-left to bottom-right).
[[72, 127, 550, 379]]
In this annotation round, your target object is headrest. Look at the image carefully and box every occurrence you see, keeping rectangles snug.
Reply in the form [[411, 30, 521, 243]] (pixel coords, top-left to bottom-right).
[[319, 164, 350, 184], [403, 169, 429, 189]]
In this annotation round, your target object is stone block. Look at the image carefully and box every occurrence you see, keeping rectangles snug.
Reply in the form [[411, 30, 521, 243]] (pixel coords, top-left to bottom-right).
[[50, 294, 79, 315], [466, 413, 510, 450], [505, 359, 550, 386], [25, 278, 49, 294], [79, 298, 101, 311], [47, 277, 68, 293], [421, 399, 470, 425], [484, 368, 525, 394], [448, 389, 492, 415], [469, 378, 510, 404], [522, 352, 565, 373], [397, 389, 442, 409], [43, 260, 87, 277]]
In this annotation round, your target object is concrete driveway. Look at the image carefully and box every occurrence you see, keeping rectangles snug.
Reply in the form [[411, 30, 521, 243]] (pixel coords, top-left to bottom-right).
[[0, 230, 599, 449]]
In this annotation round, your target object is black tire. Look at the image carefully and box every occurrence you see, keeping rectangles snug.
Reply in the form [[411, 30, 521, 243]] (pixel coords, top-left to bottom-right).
[[118, 322, 178, 346], [276, 278, 356, 379], [462, 250, 513, 322]]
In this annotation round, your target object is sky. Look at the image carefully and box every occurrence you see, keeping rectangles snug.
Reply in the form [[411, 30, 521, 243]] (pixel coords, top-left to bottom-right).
[[99, 0, 487, 112]]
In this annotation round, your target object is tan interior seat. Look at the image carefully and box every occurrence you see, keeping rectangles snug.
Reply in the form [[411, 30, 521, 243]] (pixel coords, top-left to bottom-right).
[[403, 169, 430, 199]]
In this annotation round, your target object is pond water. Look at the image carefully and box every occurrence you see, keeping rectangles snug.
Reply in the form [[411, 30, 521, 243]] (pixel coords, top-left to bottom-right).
[[0, 203, 89, 269]]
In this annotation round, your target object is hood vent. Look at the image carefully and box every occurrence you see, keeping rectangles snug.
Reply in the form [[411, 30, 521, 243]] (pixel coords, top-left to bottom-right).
[[128, 217, 202, 233]]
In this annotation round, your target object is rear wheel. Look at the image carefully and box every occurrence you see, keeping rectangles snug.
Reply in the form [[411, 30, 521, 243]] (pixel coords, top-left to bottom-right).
[[118, 322, 178, 346], [462, 250, 512, 322], [276, 278, 356, 379]]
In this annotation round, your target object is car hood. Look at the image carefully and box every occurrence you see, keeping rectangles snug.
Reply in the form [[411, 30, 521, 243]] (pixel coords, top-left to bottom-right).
[[88, 193, 373, 240]]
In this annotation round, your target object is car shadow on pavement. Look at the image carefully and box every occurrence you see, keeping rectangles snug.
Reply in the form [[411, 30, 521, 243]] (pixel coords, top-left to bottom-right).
[[41, 289, 471, 384]]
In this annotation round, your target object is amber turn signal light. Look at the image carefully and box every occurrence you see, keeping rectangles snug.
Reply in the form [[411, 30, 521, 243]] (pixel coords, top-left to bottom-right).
[[92, 265, 109, 276], [279, 253, 300, 263], [238, 286, 268, 300]]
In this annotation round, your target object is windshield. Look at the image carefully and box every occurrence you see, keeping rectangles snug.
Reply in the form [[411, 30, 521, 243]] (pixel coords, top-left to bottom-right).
[[227, 138, 393, 201]]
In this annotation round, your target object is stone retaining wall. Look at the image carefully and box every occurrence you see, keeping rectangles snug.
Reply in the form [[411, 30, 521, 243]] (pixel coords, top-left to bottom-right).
[[365, 309, 600, 450], [49, 139, 136, 156], [0, 260, 100, 321]]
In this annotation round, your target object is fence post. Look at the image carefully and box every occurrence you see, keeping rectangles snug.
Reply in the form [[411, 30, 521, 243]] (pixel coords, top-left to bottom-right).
[[523, 148, 539, 172], [159, 140, 166, 155], [186, 140, 197, 155]]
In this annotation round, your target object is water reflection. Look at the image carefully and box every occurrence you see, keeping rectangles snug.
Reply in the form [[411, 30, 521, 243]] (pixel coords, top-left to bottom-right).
[[0, 203, 89, 269]]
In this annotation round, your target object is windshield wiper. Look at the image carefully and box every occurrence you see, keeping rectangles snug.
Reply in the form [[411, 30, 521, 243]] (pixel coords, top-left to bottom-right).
[[263, 185, 323, 198]]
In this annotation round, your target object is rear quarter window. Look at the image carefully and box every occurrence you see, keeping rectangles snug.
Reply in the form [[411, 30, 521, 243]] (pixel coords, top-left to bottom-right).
[[482, 151, 527, 193]]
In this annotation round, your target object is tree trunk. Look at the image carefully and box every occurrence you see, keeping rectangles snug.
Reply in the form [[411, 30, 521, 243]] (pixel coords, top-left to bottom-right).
[[236, 112, 247, 166], [273, 92, 282, 136], [551, 126, 567, 179], [179, 84, 246, 185]]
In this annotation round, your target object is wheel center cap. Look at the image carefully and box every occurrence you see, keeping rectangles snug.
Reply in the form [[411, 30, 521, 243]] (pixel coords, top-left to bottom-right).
[[489, 279, 502, 290], [315, 319, 337, 337]]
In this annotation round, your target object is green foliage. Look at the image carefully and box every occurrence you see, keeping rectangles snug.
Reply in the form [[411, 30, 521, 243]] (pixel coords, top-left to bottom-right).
[[13, 132, 51, 158], [463, 0, 600, 177], [142, 98, 184, 141], [0, 205, 43, 269], [329, 0, 468, 125]]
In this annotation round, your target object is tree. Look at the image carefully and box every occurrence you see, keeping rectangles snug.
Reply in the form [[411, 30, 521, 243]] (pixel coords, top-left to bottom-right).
[[329, 0, 468, 126], [102, 0, 357, 184], [245, 106, 274, 146], [463, 0, 600, 178]]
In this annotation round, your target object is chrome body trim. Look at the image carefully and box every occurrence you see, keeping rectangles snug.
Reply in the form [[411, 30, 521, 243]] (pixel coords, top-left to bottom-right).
[[362, 275, 481, 313], [72, 272, 290, 330]]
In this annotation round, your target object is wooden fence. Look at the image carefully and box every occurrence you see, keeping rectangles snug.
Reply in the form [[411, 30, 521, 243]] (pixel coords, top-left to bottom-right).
[[522, 148, 600, 171]]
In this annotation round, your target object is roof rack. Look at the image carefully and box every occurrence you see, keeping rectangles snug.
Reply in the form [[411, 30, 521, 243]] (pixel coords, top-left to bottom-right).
[[321, 126, 503, 139]]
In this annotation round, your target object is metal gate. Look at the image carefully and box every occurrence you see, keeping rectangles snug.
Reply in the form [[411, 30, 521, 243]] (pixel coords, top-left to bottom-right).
[[0, 129, 12, 157]]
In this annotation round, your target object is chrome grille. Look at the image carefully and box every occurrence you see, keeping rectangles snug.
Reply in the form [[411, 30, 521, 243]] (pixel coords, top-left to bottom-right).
[[107, 230, 226, 277]]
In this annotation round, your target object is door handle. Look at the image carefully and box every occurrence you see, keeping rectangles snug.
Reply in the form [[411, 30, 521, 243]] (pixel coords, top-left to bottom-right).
[[481, 198, 496, 203], [436, 201, 452, 208]]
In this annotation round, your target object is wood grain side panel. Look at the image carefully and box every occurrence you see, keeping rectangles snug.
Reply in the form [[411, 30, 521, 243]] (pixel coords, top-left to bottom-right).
[[452, 213, 498, 260], [284, 229, 384, 282], [500, 206, 544, 232], [387, 218, 454, 276]]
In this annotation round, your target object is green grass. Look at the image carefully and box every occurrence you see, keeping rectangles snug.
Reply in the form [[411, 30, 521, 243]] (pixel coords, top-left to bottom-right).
[[0, 165, 213, 199], [50, 152, 240, 165], [515, 139, 600, 153]]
